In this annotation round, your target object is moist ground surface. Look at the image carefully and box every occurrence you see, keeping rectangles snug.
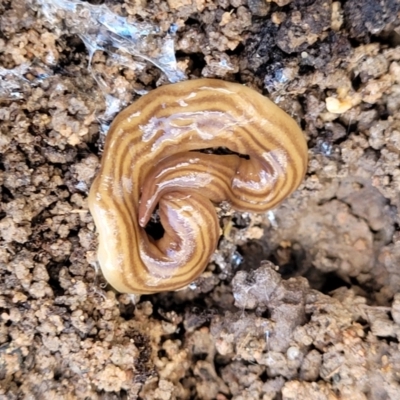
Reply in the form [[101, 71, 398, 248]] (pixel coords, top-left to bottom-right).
[[1, 0, 400, 399]]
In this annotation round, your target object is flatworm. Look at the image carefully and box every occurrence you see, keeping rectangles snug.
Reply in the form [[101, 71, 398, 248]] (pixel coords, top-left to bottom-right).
[[88, 79, 308, 294]]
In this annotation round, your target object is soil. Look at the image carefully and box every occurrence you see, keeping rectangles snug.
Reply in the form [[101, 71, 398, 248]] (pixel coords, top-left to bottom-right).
[[1, 0, 400, 399]]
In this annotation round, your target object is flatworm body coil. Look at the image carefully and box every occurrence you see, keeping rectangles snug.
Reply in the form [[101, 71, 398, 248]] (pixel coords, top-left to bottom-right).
[[88, 79, 308, 294]]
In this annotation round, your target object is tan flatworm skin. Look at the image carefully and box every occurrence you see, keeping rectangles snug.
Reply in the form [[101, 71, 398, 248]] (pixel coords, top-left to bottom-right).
[[88, 79, 308, 295]]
